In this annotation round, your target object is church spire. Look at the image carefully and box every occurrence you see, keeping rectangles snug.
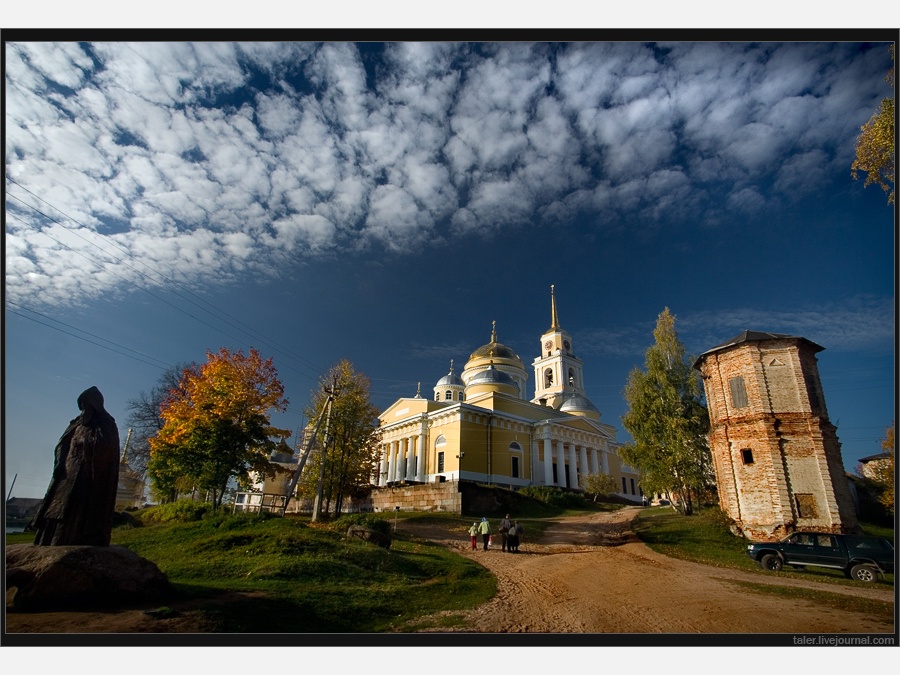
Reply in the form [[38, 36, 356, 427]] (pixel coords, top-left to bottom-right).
[[549, 284, 560, 331]]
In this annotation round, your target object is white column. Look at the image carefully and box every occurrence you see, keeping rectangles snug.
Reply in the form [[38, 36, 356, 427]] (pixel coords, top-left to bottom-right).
[[579, 445, 589, 481], [378, 445, 388, 486], [543, 438, 554, 486], [405, 435, 416, 481], [590, 448, 600, 475], [387, 440, 397, 483], [531, 438, 540, 484], [415, 427, 426, 482], [601, 447, 610, 474], [396, 439, 406, 482], [568, 442, 579, 489], [556, 441, 567, 487]]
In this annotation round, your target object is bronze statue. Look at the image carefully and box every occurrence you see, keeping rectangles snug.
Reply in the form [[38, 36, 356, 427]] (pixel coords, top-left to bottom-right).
[[32, 386, 121, 546]]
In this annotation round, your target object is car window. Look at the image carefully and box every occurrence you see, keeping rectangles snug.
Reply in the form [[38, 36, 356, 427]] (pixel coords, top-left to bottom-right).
[[816, 535, 837, 548]]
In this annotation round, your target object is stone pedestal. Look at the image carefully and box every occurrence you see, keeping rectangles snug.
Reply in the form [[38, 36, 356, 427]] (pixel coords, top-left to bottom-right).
[[6, 544, 172, 611]]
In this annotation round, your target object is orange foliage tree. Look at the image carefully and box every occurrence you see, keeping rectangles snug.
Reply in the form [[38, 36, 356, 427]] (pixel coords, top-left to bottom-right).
[[148, 348, 290, 508]]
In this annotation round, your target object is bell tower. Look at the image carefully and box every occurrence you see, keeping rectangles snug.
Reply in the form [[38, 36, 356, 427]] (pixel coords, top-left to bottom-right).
[[532, 285, 586, 408]]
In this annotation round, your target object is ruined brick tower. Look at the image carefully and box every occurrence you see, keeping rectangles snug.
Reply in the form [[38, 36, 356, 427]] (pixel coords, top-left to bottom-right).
[[693, 331, 858, 541]]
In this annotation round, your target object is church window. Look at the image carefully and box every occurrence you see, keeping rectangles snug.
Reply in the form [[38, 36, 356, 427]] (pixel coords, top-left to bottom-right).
[[458, 392, 465, 401], [544, 368, 554, 387], [568, 369, 576, 388], [630, 478, 636, 495], [511, 456, 520, 478], [434, 392, 440, 401], [552, 463, 558, 484], [437, 452, 445, 473], [622, 477, 627, 493], [740, 448, 754, 465], [445, 390, 452, 400], [729, 376, 749, 408]]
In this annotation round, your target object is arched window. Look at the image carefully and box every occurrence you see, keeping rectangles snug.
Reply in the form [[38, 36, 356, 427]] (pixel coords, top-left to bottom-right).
[[568, 368, 576, 388], [544, 368, 553, 388], [445, 390, 452, 400], [434, 392, 440, 401], [458, 391, 465, 401]]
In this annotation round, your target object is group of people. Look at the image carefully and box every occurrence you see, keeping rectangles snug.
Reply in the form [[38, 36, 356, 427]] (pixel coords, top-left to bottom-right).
[[468, 514, 524, 553]]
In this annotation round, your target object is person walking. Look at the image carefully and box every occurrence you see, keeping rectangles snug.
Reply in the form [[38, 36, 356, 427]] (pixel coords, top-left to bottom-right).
[[498, 513, 512, 552], [468, 521, 478, 551], [509, 520, 524, 552], [477, 516, 491, 551]]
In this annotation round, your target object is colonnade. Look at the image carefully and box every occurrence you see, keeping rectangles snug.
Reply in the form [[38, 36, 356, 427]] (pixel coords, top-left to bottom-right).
[[538, 437, 609, 489], [377, 429, 426, 486]]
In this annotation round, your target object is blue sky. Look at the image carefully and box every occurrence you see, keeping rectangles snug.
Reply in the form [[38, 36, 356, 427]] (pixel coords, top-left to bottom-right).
[[4, 36, 896, 502]]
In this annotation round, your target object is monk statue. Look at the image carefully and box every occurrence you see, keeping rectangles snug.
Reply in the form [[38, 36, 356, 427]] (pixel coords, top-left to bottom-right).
[[32, 386, 121, 546]]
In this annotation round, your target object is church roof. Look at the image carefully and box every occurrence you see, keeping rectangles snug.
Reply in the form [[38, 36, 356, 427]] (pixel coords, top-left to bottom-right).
[[469, 364, 518, 388], [468, 322, 523, 363], [435, 360, 464, 387], [559, 393, 599, 414], [693, 330, 825, 369]]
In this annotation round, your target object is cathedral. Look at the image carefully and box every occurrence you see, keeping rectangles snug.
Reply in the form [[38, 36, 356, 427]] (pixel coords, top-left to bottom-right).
[[374, 287, 643, 501]]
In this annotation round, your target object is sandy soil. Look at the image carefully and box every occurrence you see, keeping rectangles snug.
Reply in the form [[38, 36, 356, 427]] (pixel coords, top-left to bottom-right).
[[4, 508, 895, 635]]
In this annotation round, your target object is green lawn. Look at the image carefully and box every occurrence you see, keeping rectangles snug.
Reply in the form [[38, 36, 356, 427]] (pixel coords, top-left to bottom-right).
[[633, 506, 895, 587], [8, 509, 495, 632]]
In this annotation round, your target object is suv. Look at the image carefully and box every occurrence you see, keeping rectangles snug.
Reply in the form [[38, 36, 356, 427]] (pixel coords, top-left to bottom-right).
[[746, 532, 895, 582]]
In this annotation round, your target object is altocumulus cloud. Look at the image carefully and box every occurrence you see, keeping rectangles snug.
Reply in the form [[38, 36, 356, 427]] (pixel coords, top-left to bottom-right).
[[5, 41, 892, 307]]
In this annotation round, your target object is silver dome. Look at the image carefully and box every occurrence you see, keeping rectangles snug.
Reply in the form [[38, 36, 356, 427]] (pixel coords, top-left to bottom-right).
[[469, 365, 519, 392], [559, 394, 599, 413]]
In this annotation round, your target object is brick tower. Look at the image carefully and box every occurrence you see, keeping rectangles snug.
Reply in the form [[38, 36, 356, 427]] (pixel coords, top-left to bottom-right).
[[693, 331, 858, 540]]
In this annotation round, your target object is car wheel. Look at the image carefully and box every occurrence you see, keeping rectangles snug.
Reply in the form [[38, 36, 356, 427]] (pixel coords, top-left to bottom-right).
[[759, 554, 783, 571], [850, 564, 878, 583]]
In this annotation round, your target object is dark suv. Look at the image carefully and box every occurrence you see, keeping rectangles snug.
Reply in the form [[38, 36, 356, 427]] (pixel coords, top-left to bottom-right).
[[746, 532, 895, 582]]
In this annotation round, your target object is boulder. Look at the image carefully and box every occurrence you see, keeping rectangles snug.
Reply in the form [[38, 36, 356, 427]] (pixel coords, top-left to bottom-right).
[[346, 525, 392, 549], [6, 543, 173, 611]]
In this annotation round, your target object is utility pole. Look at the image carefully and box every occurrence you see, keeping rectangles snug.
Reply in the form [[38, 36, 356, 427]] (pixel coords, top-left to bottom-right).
[[282, 382, 337, 514], [311, 375, 340, 523]]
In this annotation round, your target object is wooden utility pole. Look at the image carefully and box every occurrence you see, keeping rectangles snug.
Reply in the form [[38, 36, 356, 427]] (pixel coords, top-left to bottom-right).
[[311, 375, 340, 522], [282, 381, 338, 514]]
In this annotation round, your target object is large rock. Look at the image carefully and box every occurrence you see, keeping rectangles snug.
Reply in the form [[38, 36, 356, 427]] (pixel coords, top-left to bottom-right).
[[6, 544, 172, 611], [346, 524, 392, 549]]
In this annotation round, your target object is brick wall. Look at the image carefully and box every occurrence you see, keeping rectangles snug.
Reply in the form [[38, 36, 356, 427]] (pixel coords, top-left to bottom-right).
[[699, 338, 858, 540]]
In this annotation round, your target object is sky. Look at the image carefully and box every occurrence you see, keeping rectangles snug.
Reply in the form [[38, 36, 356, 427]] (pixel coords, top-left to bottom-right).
[[4, 34, 896, 506]]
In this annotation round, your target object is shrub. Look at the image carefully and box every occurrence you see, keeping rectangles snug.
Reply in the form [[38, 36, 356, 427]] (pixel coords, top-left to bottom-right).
[[138, 499, 218, 524], [519, 486, 585, 509]]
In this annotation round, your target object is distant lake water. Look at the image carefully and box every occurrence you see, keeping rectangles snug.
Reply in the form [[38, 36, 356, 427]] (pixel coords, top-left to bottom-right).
[[6, 524, 27, 534]]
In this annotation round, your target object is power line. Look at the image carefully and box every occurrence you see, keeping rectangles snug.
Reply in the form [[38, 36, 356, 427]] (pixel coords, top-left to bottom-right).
[[6, 306, 172, 371], [6, 182, 326, 383]]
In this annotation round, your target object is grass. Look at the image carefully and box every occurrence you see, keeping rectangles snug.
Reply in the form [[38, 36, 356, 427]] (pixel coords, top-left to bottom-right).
[[7, 509, 495, 633], [633, 506, 895, 587]]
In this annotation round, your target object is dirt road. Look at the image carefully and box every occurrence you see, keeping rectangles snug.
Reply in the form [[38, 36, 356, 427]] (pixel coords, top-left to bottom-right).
[[5, 508, 895, 635], [405, 508, 896, 634]]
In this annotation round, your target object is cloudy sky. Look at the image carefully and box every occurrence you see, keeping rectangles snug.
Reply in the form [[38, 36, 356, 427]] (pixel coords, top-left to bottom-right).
[[4, 35, 896, 501]]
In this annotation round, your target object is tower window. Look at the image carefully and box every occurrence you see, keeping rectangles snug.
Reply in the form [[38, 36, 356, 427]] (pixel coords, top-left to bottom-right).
[[458, 391, 465, 401], [794, 493, 818, 519], [568, 369, 576, 388], [740, 448, 754, 465], [545, 368, 553, 387], [729, 376, 749, 408], [445, 390, 452, 400]]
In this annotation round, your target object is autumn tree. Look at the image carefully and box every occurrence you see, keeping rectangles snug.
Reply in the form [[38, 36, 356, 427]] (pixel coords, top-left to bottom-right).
[[870, 422, 895, 515], [297, 360, 381, 518], [620, 308, 713, 515], [580, 472, 619, 503], [147, 348, 290, 508], [852, 45, 894, 204]]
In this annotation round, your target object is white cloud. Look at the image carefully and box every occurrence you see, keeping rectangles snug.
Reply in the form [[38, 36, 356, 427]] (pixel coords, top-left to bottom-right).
[[5, 40, 893, 307]]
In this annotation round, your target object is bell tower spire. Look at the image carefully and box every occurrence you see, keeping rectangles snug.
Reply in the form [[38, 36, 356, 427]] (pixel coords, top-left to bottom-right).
[[550, 285, 560, 331]]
